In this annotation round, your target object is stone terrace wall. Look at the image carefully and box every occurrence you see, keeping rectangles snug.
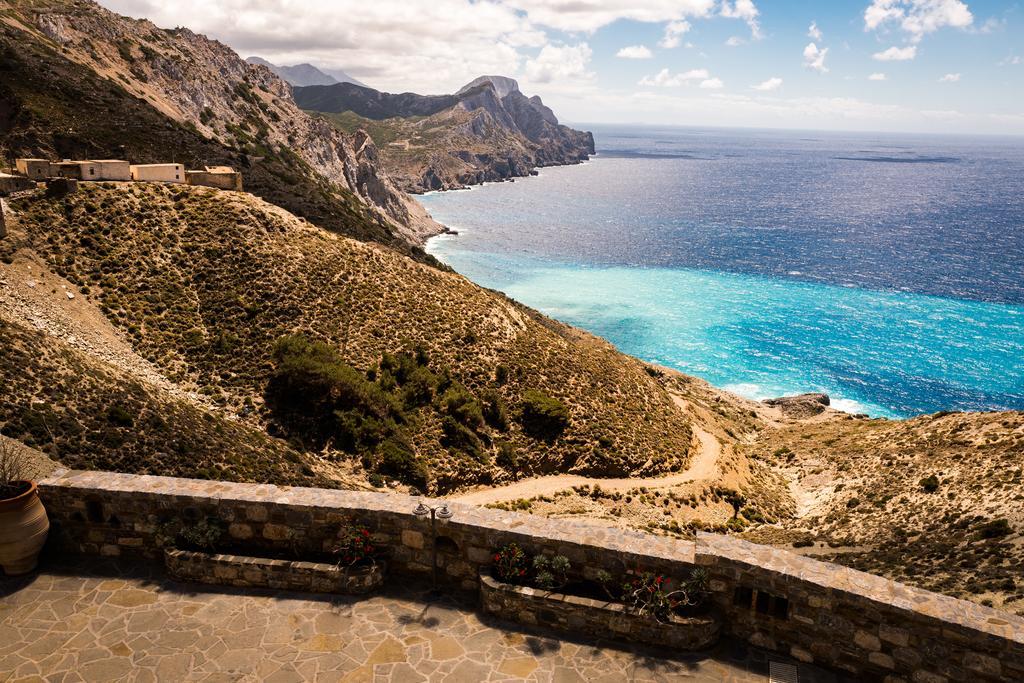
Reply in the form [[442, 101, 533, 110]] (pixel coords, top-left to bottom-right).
[[38, 470, 1024, 682], [696, 533, 1024, 682]]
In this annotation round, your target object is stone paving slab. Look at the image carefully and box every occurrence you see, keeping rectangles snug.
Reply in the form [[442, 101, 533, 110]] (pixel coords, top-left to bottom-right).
[[0, 559, 837, 682]]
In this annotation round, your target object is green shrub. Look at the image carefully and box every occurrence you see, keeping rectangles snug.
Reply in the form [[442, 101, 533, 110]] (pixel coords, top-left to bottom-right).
[[496, 441, 519, 477], [375, 438, 427, 490], [105, 404, 134, 428], [519, 390, 569, 440], [440, 416, 485, 462], [265, 335, 399, 449], [481, 389, 509, 431], [442, 385, 484, 429], [977, 518, 1012, 539]]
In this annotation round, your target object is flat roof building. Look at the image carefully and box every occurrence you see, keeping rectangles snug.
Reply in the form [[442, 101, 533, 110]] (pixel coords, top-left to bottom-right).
[[185, 166, 243, 192], [130, 163, 184, 184], [90, 160, 131, 181], [15, 159, 52, 180], [0, 173, 36, 196]]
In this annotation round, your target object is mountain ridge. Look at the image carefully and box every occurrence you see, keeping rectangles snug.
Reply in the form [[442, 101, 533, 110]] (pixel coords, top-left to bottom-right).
[[294, 75, 595, 193], [245, 56, 366, 88], [0, 0, 441, 248]]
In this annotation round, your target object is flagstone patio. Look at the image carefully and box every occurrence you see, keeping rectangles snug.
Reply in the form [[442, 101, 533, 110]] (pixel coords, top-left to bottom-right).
[[0, 559, 841, 682]]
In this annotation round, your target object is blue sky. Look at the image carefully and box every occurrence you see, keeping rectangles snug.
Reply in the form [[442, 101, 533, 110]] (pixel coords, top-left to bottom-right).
[[104, 0, 1024, 134]]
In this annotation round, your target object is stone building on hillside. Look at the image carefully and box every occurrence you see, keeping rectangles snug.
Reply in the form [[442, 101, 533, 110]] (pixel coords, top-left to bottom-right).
[[185, 166, 243, 191], [130, 163, 184, 184], [0, 173, 35, 196], [15, 159, 52, 180]]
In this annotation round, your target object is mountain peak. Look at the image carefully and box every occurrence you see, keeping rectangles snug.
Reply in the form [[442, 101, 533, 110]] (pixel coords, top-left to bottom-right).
[[458, 75, 520, 99], [246, 57, 365, 88]]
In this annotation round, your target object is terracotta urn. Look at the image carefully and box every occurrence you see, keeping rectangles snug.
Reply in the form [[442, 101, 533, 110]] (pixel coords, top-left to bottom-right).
[[0, 481, 50, 575]]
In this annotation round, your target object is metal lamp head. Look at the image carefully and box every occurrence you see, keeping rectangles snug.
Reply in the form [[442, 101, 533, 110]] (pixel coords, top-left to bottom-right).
[[436, 503, 453, 520], [413, 501, 430, 517]]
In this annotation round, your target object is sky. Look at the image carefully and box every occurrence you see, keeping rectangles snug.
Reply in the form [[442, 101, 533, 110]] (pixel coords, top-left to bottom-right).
[[100, 0, 1024, 135]]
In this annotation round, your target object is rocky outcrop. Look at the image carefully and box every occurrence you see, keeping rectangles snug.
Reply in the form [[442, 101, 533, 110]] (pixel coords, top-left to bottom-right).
[[4, 0, 441, 244], [764, 393, 831, 418], [294, 76, 595, 194]]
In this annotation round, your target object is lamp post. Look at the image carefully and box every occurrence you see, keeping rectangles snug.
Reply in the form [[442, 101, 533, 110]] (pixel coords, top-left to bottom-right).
[[413, 501, 453, 590]]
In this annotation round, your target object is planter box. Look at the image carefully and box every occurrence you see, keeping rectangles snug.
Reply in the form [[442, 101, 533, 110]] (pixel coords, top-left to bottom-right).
[[164, 548, 384, 595], [480, 574, 720, 651]]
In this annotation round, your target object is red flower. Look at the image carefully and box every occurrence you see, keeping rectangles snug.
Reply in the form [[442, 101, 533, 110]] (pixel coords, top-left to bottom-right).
[[494, 554, 501, 562]]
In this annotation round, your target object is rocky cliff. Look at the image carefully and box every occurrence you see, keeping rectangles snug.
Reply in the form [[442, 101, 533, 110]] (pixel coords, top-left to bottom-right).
[[0, 0, 441, 246], [295, 76, 595, 193]]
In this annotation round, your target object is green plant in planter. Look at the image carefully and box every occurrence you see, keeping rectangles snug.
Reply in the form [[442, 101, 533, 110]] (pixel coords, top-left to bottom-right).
[[332, 519, 380, 569], [622, 572, 682, 621], [492, 543, 529, 584], [595, 569, 616, 600], [533, 554, 570, 590]]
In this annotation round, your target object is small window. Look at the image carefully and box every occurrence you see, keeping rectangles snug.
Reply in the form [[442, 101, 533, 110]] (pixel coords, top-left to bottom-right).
[[755, 590, 772, 614], [90, 168, 95, 176], [771, 596, 790, 620], [733, 586, 754, 608]]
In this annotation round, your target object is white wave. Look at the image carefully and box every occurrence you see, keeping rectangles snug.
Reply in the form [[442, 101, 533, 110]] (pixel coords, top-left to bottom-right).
[[829, 397, 867, 414]]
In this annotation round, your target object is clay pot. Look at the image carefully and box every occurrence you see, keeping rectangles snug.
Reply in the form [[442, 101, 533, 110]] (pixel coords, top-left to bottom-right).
[[0, 481, 50, 575]]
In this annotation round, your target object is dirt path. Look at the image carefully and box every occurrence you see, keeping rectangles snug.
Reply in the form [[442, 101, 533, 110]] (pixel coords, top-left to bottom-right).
[[453, 424, 722, 505]]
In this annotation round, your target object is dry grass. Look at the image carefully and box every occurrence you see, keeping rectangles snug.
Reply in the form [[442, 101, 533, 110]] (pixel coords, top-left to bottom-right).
[[2, 183, 693, 492]]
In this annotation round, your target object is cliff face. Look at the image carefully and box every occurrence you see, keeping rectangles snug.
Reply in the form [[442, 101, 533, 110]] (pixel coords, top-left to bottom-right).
[[295, 76, 595, 193], [0, 0, 442, 246]]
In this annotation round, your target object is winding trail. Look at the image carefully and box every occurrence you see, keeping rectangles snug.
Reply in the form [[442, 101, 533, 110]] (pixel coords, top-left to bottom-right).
[[453, 424, 722, 506]]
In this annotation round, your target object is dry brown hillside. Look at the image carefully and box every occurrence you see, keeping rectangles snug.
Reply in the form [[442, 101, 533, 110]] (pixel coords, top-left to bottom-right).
[[0, 182, 694, 493], [742, 410, 1024, 615]]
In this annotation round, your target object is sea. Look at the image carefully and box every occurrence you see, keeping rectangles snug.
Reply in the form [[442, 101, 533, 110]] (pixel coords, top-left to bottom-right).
[[420, 126, 1024, 419]]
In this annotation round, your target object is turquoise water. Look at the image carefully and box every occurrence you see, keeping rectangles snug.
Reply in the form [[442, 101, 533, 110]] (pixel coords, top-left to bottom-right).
[[420, 127, 1024, 418]]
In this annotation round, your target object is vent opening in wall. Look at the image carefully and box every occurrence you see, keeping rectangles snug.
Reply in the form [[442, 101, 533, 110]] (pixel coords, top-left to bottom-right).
[[769, 661, 798, 683]]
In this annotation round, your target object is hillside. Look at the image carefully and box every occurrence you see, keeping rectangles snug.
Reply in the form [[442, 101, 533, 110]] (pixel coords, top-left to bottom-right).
[[0, 0, 440, 249], [743, 410, 1024, 613], [1, 182, 695, 493], [295, 77, 595, 193]]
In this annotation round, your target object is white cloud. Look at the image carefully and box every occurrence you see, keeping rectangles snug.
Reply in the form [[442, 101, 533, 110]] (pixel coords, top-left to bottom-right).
[[808, 21, 823, 41], [752, 77, 783, 91], [938, 72, 961, 82], [639, 68, 710, 87], [997, 55, 1021, 66], [864, 0, 972, 43], [725, 36, 745, 47], [502, 0, 716, 33], [99, 0, 542, 94], [720, 0, 762, 39], [524, 43, 594, 84], [700, 77, 724, 89], [868, 72, 888, 80], [873, 45, 917, 61], [803, 42, 829, 73], [659, 20, 691, 48], [616, 45, 653, 59]]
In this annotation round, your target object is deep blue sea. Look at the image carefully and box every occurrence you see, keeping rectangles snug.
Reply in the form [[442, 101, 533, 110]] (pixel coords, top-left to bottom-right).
[[420, 126, 1024, 418]]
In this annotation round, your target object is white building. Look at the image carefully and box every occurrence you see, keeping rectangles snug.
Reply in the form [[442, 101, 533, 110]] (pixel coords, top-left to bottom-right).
[[130, 164, 184, 184], [90, 160, 131, 181]]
